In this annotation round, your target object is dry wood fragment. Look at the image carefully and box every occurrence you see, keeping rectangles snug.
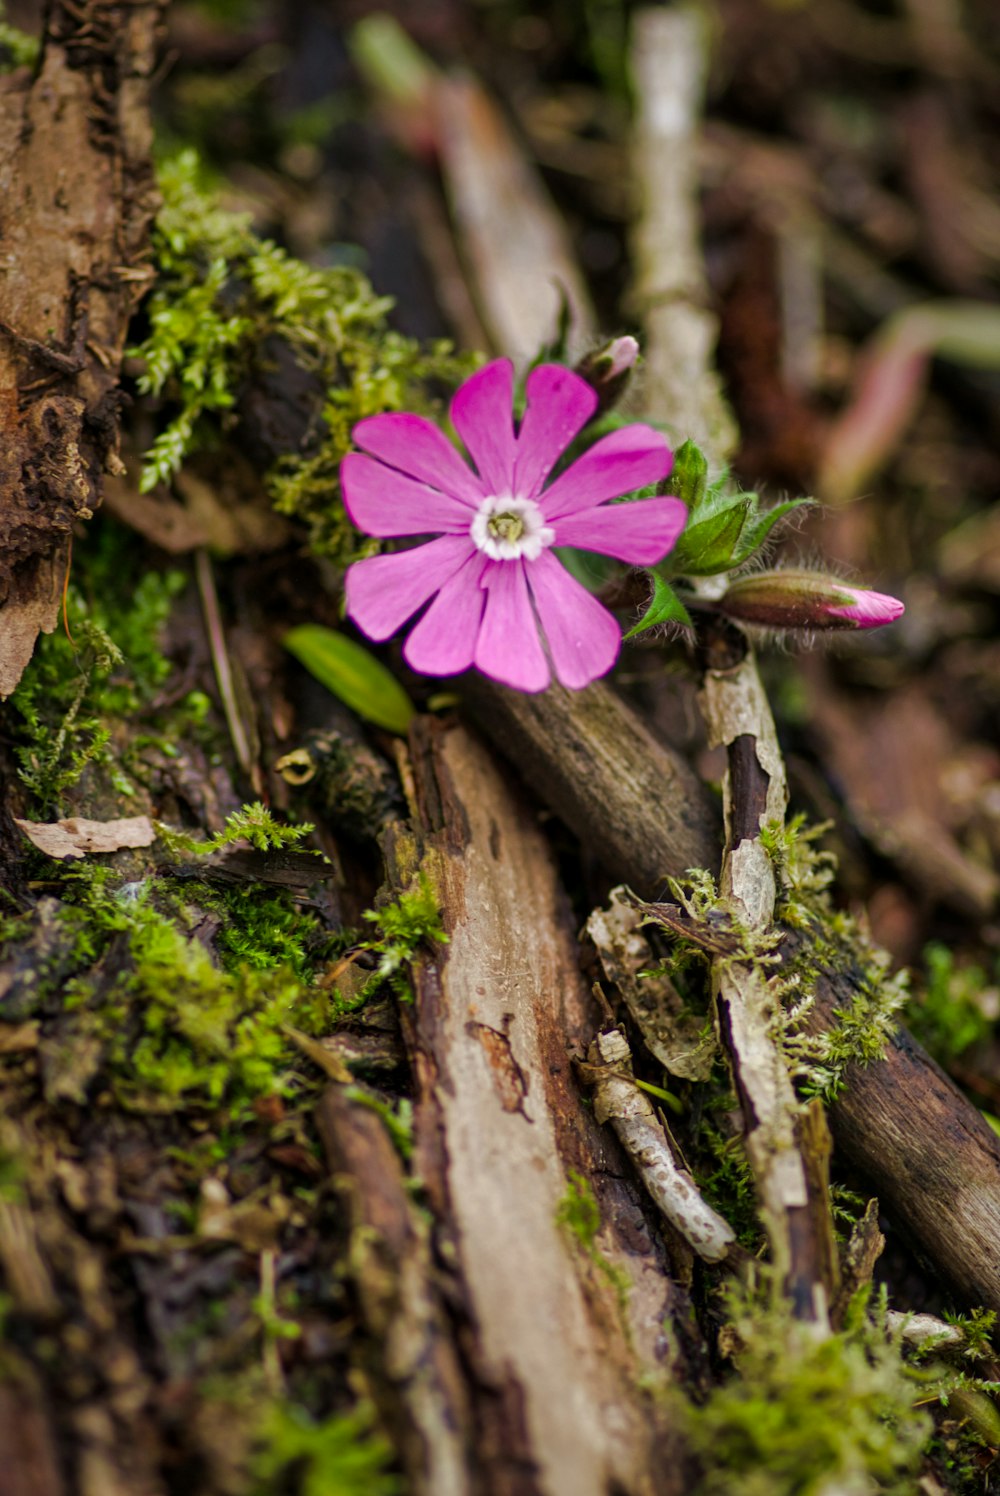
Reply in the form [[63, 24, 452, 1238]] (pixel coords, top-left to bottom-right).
[[316, 1085, 473, 1496], [434, 75, 595, 363], [700, 645, 834, 1325], [0, 0, 165, 694], [383, 718, 687, 1496]]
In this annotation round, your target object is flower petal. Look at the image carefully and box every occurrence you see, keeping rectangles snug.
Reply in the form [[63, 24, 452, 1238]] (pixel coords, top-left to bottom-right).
[[345, 536, 475, 642], [403, 551, 489, 676], [474, 560, 549, 692], [342, 453, 475, 538], [552, 496, 688, 565], [450, 359, 517, 495], [528, 551, 620, 690], [352, 412, 484, 505], [513, 364, 598, 500], [538, 425, 673, 520]]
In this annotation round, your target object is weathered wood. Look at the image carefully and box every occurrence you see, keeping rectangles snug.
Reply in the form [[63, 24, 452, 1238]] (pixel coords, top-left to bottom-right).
[[461, 674, 721, 887], [316, 1085, 473, 1496], [382, 717, 687, 1496], [0, 0, 164, 694]]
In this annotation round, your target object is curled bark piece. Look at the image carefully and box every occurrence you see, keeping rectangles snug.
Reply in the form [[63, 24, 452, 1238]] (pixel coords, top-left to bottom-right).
[[580, 1029, 738, 1265], [383, 719, 688, 1496]]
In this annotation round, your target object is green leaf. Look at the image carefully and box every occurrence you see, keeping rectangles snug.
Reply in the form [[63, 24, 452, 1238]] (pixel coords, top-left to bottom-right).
[[666, 439, 708, 509], [284, 625, 415, 735], [624, 575, 693, 638], [731, 495, 814, 566]]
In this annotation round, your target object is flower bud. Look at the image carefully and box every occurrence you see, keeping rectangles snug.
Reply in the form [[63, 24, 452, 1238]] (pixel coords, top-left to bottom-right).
[[575, 335, 640, 415], [718, 570, 905, 631]]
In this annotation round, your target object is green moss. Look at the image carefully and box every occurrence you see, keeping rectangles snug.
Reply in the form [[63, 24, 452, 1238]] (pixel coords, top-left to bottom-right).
[[23, 865, 335, 1114], [908, 943, 996, 1066], [132, 149, 478, 562], [762, 816, 911, 1102], [556, 1169, 631, 1315], [157, 801, 316, 858], [9, 523, 187, 813], [360, 872, 448, 1002], [682, 1283, 932, 1496], [252, 1399, 400, 1496]]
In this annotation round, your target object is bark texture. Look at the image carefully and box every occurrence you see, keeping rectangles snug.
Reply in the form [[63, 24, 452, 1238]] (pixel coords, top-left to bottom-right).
[[0, 0, 164, 694]]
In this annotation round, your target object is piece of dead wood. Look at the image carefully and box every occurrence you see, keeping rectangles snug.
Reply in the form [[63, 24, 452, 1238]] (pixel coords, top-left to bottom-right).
[[433, 75, 595, 364], [15, 814, 155, 860], [461, 673, 721, 886], [0, 1360, 67, 1496], [0, 0, 166, 695], [382, 718, 687, 1496], [700, 637, 836, 1327], [316, 1085, 473, 1496], [579, 1028, 738, 1265]]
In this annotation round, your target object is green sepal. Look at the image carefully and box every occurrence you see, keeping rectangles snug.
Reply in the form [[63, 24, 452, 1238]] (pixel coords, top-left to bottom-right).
[[669, 493, 754, 575], [666, 438, 708, 509], [624, 574, 693, 638], [669, 489, 814, 577], [730, 495, 815, 567], [283, 625, 415, 735]]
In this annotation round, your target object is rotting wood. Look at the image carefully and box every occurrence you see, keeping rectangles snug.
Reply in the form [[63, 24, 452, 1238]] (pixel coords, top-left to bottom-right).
[[382, 717, 688, 1496], [699, 625, 835, 1328], [0, 0, 165, 695], [578, 1028, 739, 1267], [315, 1085, 473, 1496]]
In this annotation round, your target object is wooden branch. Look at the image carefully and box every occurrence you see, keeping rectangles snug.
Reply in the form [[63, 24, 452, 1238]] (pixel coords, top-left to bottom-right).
[[0, 0, 164, 694], [382, 718, 688, 1496], [460, 673, 721, 885], [630, 6, 738, 461]]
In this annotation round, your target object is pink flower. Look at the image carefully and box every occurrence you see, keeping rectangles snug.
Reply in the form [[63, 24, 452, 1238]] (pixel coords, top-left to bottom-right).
[[342, 359, 685, 691], [719, 569, 905, 631]]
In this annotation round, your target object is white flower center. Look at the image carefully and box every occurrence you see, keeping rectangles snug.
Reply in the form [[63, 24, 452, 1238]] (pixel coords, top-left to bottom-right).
[[470, 494, 555, 562]]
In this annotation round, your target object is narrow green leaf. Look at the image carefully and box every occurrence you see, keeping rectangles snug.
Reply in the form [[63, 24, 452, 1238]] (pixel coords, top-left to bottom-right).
[[284, 625, 415, 735], [731, 495, 815, 566], [624, 575, 693, 638]]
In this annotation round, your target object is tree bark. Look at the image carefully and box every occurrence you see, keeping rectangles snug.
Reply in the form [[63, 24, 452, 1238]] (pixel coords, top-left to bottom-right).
[[0, 0, 164, 695]]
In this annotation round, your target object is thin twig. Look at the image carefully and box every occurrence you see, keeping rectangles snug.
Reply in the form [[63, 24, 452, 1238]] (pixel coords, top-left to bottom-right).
[[630, 6, 834, 1328]]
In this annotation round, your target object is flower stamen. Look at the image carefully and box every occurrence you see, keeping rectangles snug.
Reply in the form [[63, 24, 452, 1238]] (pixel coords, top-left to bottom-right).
[[471, 494, 555, 562]]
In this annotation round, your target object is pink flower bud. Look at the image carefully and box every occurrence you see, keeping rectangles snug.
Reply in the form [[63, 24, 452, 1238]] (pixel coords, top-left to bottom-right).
[[575, 336, 641, 415], [718, 570, 905, 631]]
